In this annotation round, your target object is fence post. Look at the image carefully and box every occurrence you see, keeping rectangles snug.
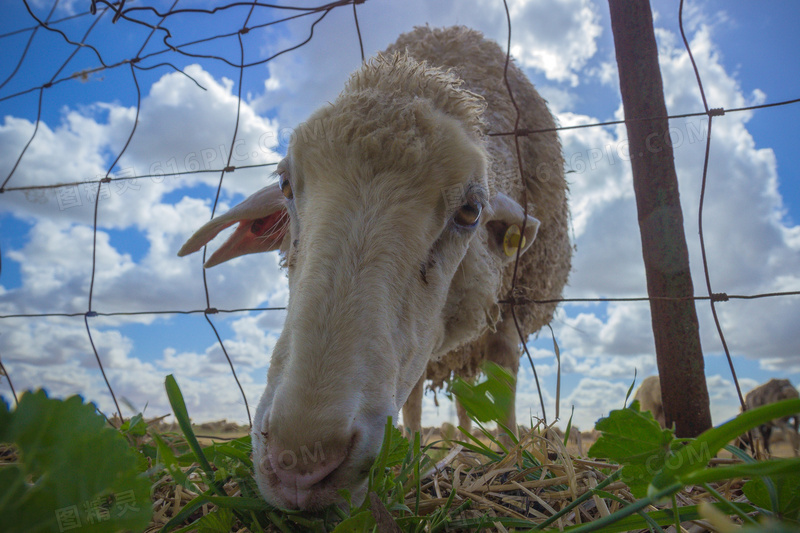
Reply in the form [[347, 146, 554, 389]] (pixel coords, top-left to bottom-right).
[[607, 0, 712, 437]]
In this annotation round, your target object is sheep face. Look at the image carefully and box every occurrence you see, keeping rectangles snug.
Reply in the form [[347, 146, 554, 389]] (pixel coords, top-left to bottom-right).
[[252, 102, 539, 508], [178, 55, 541, 510]]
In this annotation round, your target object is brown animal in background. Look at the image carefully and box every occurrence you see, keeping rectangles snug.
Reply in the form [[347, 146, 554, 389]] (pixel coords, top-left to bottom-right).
[[633, 375, 665, 428], [740, 378, 799, 455]]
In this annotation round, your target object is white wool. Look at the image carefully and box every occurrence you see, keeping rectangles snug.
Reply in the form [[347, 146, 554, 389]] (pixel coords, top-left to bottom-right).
[[384, 26, 571, 392]]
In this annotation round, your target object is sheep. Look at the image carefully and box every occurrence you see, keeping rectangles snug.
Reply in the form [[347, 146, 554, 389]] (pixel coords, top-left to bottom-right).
[[632, 375, 665, 428], [386, 26, 570, 441], [739, 378, 799, 455], [178, 26, 571, 510], [402, 315, 524, 439]]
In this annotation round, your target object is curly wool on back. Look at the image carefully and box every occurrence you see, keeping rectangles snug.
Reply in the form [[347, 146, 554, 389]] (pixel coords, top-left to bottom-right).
[[383, 26, 572, 389]]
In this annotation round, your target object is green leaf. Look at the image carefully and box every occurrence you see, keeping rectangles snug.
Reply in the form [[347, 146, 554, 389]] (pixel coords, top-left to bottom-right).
[[563, 407, 576, 448], [159, 493, 274, 533], [590, 398, 800, 503], [208, 436, 253, 468], [743, 468, 800, 520], [383, 424, 409, 469], [159, 491, 214, 533], [649, 398, 800, 497], [452, 433, 501, 462], [203, 495, 274, 511], [163, 374, 233, 501], [557, 501, 757, 533], [172, 507, 233, 533], [588, 401, 675, 498], [367, 417, 407, 503], [685, 458, 800, 486], [330, 509, 375, 532], [450, 362, 514, 424], [623, 373, 637, 407], [0, 390, 152, 533], [165, 375, 215, 477], [120, 413, 147, 437], [152, 430, 195, 490]]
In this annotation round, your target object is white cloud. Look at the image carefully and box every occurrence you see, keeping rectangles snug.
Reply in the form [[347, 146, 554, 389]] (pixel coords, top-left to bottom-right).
[[0, 64, 282, 227], [28, 0, 90, 15], [252, 0, 604, 126], [557, 373, 761, 431], [10, 221, 130, 301], [660, 26, 800, 362], [0, 312, 279, 424], [589, 61, 618, 87], [1, 64, 288, 318], [560, 378, 631, 430], [706, 373, 755, 424], [506, 0, 602, 86], [554, 19, 800, 365], [1, 62, 290, 423], [1, 201, 287, 318]]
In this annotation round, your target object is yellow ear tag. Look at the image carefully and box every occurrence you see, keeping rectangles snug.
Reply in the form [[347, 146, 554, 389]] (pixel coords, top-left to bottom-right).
[[503, 224, 526, 257]]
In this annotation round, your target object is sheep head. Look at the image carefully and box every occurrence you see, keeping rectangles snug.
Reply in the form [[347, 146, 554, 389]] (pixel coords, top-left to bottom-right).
[[178, 55, 541, 510]]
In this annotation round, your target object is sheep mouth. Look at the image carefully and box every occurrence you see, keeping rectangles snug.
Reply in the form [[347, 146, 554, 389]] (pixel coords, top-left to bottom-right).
[[257, 433, 372, 511], [259, 455, 369, 511]]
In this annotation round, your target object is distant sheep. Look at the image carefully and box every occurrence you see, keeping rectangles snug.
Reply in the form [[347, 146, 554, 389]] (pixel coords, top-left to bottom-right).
[[633, 375, 665, 428], [740, 378, 799, 455], [179, 26, 570, 510]]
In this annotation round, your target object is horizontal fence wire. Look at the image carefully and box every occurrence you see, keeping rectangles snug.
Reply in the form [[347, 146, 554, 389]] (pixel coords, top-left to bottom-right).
[[2, 290, 799, 320], [0, 0, 798, 428], [4, 102, 800, 194]]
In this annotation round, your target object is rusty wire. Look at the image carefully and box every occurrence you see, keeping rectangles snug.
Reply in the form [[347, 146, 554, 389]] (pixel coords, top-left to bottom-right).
[[0, 0, 798, 431], [499, 0, 549, 426], [0, 353, 18, 407], [2, 290, 799, 321], [677, 0, 746, 414]]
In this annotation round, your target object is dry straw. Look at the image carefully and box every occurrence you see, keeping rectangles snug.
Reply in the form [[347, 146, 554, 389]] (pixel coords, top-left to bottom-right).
[[133, 424, 750, 532]]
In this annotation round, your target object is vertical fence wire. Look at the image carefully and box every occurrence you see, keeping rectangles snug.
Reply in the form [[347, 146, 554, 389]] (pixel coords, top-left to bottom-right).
[[0, 353, 18, 407], [677, 0, 746, 412], [500, 0, 550, 427]]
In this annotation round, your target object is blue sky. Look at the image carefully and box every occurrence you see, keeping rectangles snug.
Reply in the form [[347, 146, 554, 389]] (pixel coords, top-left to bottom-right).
[[1, 0, 799, 431]]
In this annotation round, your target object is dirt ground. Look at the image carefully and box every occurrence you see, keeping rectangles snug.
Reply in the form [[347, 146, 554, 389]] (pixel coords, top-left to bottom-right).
[[412, 423, 798, 460], [166, 419, 799, 459]]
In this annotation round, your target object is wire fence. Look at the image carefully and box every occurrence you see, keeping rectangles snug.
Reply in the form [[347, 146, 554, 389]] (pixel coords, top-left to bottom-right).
[[1, 0, 798, 430]]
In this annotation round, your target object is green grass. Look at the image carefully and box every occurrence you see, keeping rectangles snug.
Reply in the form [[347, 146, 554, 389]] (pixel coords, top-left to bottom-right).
[[2, 366, 800, 532]]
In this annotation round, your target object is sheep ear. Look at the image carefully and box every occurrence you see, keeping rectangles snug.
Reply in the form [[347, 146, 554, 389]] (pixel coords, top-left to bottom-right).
[[485, 192, 540, 261], [177, 184, 289, 268]]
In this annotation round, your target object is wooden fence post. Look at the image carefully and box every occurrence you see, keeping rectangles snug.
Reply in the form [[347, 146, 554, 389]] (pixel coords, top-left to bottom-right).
[[608, 0, 712, 437]]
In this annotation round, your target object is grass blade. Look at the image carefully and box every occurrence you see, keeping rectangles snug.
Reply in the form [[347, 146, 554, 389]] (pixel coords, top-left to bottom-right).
[[164, 374, 215, 481]]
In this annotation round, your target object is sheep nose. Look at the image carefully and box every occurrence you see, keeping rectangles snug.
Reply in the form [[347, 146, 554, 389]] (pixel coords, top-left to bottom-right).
[[267, 440, 349, 509]]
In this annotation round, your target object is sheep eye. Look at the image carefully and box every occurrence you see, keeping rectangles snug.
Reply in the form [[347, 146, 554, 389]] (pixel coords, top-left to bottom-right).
[[279, 174, 293, 200], [453, 198, 482, 227]]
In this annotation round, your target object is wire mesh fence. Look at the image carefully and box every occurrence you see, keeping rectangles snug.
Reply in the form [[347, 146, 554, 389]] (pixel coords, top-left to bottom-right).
[[0, 0, 798, 431]]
